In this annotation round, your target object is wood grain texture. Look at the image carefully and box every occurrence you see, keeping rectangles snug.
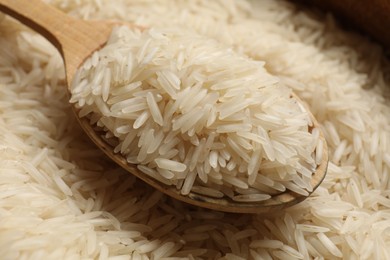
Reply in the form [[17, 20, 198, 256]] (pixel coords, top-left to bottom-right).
[[300, 0, 390, 48]]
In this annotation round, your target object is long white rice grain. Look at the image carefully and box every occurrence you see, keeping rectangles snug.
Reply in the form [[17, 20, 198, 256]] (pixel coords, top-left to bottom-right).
[[296, 224, 330, 233], [155, 158, 187, 172], [316, 233, 343, 258], [181, 170, 197, 195], [295, 229, 310, 260], [146, 92, 164, 126], [151, 242, 175, 259]]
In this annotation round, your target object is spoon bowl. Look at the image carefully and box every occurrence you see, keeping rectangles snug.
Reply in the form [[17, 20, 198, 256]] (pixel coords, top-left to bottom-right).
[[0, 0, 328, 214], [77, 93, 328, 214]]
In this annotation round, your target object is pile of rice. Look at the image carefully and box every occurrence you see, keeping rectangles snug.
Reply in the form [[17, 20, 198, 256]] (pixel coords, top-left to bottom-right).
[[1, 0, 390, 259], [70, 25, 321, 200]]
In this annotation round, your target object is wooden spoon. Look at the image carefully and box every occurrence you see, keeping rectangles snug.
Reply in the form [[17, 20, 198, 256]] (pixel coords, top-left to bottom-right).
[[0, 0, 328, 214]]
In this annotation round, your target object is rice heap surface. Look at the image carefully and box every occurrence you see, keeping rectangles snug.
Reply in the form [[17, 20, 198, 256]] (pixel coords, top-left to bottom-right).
[[1, 0, 390, 259], [70, 26, 320, 199]]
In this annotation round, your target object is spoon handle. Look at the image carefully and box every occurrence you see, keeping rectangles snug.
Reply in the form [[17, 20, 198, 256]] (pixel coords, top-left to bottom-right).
[[0, 0, 112, 84], [0, 0, 78, 51]]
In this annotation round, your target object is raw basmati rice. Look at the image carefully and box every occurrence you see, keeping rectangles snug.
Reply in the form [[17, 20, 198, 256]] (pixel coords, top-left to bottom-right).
[[70, 25, 322, 200], [1, 0, 390, 259]]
